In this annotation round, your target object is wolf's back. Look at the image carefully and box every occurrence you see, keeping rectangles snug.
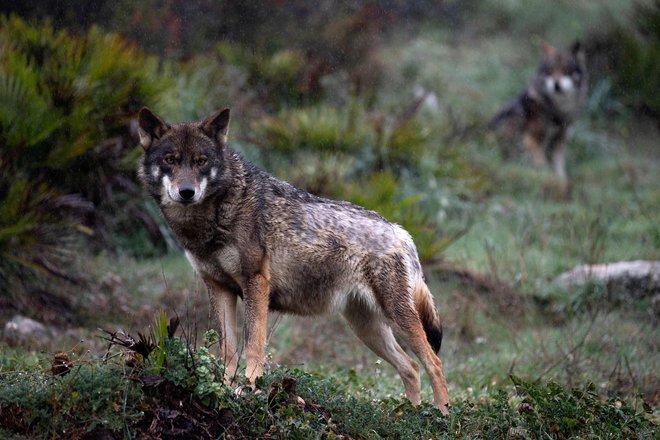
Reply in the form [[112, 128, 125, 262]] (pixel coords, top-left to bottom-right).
[[489, 95, 526, 130]]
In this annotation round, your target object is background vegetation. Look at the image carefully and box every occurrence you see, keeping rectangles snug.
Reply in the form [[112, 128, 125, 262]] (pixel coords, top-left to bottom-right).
[[0, 0, 658, 438]]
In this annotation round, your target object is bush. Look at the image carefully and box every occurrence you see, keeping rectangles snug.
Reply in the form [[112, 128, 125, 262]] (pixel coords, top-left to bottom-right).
[[250, 103, 372, 156], [250, 99, 437, 176], [0, 16, 166, 316], [510, 375, 654, 438], [218, 42, 310, 109], [0, 360, 143, 439], [612, 0, 660, 120]]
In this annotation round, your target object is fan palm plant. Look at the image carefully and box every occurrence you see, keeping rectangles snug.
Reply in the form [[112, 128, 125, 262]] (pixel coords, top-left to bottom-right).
[[0, 16, 166, 316]]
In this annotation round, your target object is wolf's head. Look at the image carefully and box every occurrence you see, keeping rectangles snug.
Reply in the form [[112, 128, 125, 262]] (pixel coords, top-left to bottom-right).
[[533, 42, 587, 110], [137, 108, 231, 207]]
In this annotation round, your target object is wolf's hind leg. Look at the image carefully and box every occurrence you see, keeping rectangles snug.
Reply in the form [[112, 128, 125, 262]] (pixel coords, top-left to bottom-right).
[[394, 315, 450, 414], [204, 277, 239, 384], [343, 299, 421, 405], [375, 283, 449, 415]]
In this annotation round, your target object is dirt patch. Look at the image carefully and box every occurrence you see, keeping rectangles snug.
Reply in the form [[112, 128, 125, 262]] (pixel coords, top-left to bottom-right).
[[134, 381, 240, 439], [430, 261, 527, 316], [133, 376, 346, 440]]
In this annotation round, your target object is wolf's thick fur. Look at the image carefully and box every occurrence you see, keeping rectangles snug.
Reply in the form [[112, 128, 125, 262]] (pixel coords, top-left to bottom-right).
[[137, 108, 450, 413], [491, 42, 587, 195]]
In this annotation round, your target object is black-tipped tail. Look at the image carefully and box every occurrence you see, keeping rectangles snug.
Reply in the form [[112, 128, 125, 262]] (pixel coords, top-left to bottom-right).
[[417, 286, 443, 354], [423, 317, 443, 354]]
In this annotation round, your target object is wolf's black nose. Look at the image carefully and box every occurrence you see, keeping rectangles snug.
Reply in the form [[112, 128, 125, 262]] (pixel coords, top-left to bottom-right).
[[554, 81, 562, 93], [179, 185, 195, 201]]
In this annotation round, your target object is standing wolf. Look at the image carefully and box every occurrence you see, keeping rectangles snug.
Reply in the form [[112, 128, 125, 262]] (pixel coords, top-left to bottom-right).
[[491, 42, 587, 195], [137, 108, 450, 414]]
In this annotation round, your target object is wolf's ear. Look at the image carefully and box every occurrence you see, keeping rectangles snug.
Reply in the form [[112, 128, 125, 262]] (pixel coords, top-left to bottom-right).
[[542, 42, 557, 58], [200, 108, 230, 146], [571, 41, 586, 63], [571, 41, 583, 55], [138, 108, 170, 150]]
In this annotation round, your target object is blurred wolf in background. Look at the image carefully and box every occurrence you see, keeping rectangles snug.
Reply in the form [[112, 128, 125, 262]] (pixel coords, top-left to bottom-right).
[[491, 42, 587, 196], [137, 108, 451, 414]]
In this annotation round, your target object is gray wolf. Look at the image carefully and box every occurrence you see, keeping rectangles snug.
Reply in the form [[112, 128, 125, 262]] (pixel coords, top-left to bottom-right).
[[137, 108, 450, 414], [491, 42, 587, 195]]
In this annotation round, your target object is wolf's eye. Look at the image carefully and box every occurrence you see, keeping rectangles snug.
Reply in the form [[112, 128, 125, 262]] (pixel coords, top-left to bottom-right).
[[196, 157, 208, 166], [164, 155, 176, 165]]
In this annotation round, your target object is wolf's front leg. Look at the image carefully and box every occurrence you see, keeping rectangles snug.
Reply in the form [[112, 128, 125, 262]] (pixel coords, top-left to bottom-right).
[[523, 131, 547, 168], [243, 273, 270, 386], [204, 277, 239, 384], [548, 130, 570, 198]]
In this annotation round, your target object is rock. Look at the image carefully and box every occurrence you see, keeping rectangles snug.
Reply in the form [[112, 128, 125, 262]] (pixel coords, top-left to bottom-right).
[[3, 314, 51, 345], [555, 260, 660, 298]]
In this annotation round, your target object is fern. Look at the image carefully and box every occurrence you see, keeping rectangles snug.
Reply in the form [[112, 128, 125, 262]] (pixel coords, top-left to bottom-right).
[[0, 69, 60, 151], [0, 16, 165, 317]]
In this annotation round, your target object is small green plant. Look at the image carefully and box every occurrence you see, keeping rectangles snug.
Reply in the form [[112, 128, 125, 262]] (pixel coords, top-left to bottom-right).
[[160, 330, 231, 408], [0, 360, 143, 439], [102, 313, 232, 409], [510, 375, 653, 438]]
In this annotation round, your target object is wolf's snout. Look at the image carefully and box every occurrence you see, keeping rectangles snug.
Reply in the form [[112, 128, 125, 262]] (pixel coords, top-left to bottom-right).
[[554, 81, 562, 93], [179, 185, 196, 201]]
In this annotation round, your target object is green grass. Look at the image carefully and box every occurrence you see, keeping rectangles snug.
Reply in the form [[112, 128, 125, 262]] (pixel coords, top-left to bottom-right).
[[1, 334, 654, 439], [446, 126, 660, 283]]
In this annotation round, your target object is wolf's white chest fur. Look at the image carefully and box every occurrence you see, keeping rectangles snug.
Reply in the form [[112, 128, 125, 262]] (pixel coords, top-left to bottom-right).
[[216, 245, 242, 276], [185, 245, 243, 287]]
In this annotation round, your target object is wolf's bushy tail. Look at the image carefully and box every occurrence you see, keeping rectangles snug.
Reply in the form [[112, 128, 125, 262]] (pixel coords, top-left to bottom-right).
[[415, 283, 443, 353]]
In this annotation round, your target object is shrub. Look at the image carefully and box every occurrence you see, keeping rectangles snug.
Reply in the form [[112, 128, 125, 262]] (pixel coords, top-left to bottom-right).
[[612, 0, 660, 120], [0, 16, 166, 316], [510, 375, 654, 438], [0, 360, 143, 439], [218, 42, 310, 109], [250, 99, 435, 176], [250, 103, 372, 156]]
